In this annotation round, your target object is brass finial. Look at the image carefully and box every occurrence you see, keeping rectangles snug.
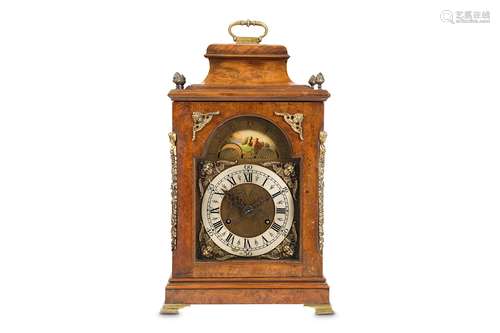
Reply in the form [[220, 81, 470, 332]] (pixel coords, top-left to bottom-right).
[[173, 72, 186, 89], [308, 73, 325, 89]]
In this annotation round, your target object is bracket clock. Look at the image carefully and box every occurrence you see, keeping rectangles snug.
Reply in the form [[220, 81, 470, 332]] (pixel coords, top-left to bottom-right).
[[161, 20, 333, 315]]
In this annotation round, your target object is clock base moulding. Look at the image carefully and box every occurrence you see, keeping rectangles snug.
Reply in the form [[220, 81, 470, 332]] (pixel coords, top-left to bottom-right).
[[161, 278, 332, 315]]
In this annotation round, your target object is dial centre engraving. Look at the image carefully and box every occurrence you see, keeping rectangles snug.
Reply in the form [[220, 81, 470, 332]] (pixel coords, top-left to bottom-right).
[[220, 183, 274, 238]]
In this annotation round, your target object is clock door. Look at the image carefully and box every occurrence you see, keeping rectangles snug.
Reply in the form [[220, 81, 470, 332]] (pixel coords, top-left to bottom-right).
[[196, 116, 300, 261]]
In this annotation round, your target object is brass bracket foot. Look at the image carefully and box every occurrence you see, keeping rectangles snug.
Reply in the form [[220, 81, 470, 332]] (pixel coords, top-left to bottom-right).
[[304, 304, 335, 315], [160, 304, 190, 315]]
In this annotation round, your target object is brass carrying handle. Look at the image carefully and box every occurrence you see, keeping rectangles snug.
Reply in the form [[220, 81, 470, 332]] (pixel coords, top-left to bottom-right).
[[228, 20, 268, 44]]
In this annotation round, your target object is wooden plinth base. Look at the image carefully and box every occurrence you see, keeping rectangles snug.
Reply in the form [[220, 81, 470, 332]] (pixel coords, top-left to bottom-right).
[[162, 278, 332, 315]]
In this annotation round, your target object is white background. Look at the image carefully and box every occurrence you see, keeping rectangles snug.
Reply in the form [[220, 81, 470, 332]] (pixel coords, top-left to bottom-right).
[[1, 0, 499, 332]]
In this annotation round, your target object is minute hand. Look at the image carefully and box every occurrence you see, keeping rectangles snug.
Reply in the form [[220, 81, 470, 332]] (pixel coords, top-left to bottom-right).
[[248, 195, 272, 210], [224, 190, 246, 210]]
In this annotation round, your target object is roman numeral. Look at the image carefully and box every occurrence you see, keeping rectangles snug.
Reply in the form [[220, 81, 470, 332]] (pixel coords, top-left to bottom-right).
[[209, 207, 220, 214], [270, 222, 281, 232], [276, 207, 287, 214], [213, 191, 225, 196], [213, 220, 223, 233], [262, 176, 268, 186], [226, 176, 236, 187], [226, 233, 235, 245], [271, 191, 282, 199], [244, 171, 253, 183], [261, 235, 269, 244], [243, 238, 251, 250]]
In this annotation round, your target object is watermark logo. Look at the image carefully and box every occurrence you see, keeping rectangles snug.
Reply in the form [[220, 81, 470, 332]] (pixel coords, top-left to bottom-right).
[[441, 10, 490, 24]]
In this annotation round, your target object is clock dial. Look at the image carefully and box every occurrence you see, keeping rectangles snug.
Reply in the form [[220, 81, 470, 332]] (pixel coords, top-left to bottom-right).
[[201, 164, 294, 257]]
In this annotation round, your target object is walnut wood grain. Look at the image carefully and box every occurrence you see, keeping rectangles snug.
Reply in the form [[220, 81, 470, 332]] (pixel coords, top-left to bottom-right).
[[168, 86, 330, 102], [206, 44, 289, 57], [164, 40, 332, 307], [166, 283, 330, 304]]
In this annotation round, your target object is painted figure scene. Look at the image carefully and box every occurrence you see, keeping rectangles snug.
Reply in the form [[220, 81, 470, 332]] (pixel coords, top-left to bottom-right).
[[218, 130, 279, 160]]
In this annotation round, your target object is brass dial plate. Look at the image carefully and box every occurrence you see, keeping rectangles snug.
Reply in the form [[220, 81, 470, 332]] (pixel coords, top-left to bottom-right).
[[201, 164, 294, 257]]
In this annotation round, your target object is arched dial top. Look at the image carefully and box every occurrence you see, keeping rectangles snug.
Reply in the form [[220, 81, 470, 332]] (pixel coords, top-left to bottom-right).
[[201, 164, 294, 257], [203, 116, 292, 161]]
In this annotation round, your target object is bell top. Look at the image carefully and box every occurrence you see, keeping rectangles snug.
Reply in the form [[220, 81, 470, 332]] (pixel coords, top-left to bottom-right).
[[168, 21, 329, 101], [203, 43, 291, 86]]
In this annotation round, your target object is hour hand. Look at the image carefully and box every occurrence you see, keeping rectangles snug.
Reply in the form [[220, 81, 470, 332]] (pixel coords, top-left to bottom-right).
[[240, 196, 270, 216], [223, 190, 246, 209]]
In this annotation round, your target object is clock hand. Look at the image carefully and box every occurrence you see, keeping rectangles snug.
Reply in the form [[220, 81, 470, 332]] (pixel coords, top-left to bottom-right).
[[249, 195, 272, 210], [223, 190, 246, 210], [223, 190, 258, 216], [242, 205, 255, 215], [241, 195, 271, 216]]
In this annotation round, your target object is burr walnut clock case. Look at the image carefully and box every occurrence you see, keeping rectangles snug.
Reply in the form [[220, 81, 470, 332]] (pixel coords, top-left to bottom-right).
[[162, 21, 333, 315]]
